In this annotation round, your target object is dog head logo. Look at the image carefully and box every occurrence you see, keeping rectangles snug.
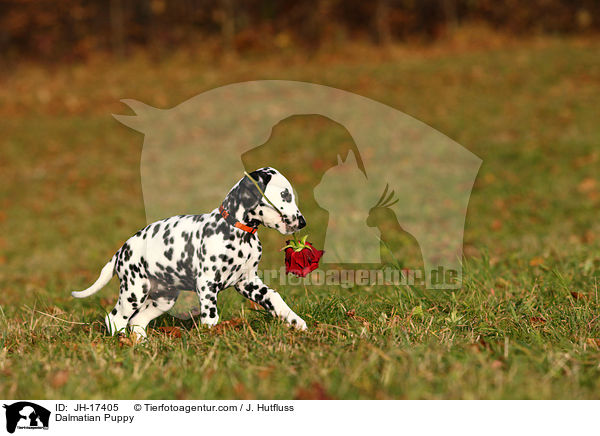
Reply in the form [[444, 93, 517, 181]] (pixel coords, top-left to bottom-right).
[[114, 80, 481, 289], [3, 402, 50, 433]]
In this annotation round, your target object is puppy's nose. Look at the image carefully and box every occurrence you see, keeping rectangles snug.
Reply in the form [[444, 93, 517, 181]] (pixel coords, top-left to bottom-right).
[[297, 215, 306, 229]]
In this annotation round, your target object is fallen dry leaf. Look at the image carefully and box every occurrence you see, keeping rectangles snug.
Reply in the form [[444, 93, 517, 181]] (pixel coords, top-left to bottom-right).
[[295, 382, 332, 400], [577, 177, 596, 193], [257, 366, 275, 380], [581, 231, 595, 244], [490, 360, 504, 369], [358, 318, 370, 327], [63, 341, 79, 351], [234, 382, 253, 400], [463, 244, 479, 257], [50, 370, 69, 389], [157, 326, 182, 338], [586, 338, 600, 347], [118, 336, 135, 347], [491, 219, 503, 231], [530, 316, 546, 325], [346, 309, 370, 327], [468, 343, 481, 353], [212, 318, 244, 334], [529, 257, 544, 267], [247, 301, 262, 310]]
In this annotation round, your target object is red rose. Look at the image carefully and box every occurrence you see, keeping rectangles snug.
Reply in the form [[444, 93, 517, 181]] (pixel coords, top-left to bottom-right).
[[283, 240, 324, 277]]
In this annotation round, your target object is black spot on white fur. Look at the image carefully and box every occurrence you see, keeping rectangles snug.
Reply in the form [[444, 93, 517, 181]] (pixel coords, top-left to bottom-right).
[[281, 188, 292, 203]]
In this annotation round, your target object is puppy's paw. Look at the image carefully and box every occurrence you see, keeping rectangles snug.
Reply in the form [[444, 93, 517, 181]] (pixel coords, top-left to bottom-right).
[[130, 326, 148, 343], [288, 317, 308, 331], [201, 316, 220, 328]]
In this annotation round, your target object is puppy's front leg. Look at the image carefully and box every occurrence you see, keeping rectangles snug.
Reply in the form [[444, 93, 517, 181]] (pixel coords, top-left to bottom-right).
[[195, 278, 220, 327], [235, 275, 307, 330]]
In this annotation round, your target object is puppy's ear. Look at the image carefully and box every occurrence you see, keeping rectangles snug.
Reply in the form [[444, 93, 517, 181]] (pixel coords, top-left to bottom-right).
[[248, 168, 273, 187], [222, 175, 264, 214]]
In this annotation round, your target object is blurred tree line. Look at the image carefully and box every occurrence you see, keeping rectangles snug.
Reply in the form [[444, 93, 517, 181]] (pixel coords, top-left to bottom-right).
[[0, 0, 597, 61]]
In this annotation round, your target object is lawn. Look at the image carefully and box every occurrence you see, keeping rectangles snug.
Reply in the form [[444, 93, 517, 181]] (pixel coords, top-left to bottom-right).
[[1, 35, 599, 399]]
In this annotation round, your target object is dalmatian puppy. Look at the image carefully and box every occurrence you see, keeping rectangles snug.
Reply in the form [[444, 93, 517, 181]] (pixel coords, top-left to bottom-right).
[[72, 167, 308, 339]]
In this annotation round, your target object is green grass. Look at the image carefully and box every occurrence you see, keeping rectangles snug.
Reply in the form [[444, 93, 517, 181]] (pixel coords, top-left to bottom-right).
[[1, 36, 600, 399]]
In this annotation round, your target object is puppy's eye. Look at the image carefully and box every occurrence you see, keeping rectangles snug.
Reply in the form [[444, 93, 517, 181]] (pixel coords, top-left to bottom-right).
[[280, 207, 283, 210]]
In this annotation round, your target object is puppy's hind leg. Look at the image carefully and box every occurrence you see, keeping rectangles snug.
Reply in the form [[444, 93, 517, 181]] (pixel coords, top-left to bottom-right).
[[128, 288, 179, 340], [106, 280, 149, 336]]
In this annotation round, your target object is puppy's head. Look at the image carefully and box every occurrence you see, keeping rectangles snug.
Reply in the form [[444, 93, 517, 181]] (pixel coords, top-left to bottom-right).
[[222, 167, 306, 235]]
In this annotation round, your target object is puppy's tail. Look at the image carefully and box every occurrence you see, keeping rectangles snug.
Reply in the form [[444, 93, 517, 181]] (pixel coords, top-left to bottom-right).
[[71, 256, 116, 298]]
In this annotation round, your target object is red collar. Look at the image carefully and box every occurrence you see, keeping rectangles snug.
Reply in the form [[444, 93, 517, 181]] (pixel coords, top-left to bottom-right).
[[219, 205, 258, 234]]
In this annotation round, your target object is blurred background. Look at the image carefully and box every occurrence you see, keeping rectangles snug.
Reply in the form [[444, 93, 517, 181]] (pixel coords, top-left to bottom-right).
[[0, 0, 598, 63], [2, 0, 599, 284]]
